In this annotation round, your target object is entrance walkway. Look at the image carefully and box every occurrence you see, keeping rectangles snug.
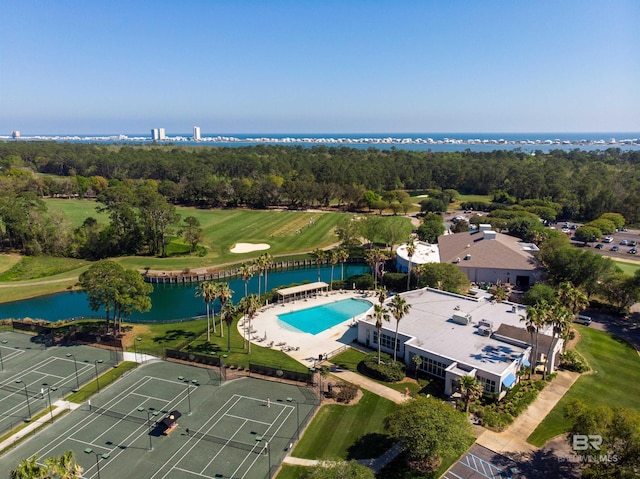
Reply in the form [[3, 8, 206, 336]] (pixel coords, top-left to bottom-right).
[[0, 400, 81, 454], [476, 369, 580, 455], [328, 368, 410, 404]]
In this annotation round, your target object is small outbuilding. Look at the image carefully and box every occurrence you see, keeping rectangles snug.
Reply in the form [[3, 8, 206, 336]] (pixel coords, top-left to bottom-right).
[[160, 410, 182, 435], [276, 282, 329, 303]]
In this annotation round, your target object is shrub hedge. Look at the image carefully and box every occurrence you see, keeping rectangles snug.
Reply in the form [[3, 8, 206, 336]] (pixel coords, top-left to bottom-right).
[[360, 352, 405, 382]]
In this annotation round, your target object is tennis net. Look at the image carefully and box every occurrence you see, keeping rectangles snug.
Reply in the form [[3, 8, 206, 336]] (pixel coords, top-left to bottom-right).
[[89, 405, 148, 425], [189, 429, 267, 454]]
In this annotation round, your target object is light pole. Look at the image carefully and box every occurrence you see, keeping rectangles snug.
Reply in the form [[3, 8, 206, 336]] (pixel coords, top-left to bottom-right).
[[15, 380, 31, 421], [94, 360, 103, 392], [95, 453, 102, 479], [184, 379, 192, 415], [43, 384, 57, 424], [137, 406, 154, 450], [66, 353, 80, 391], [133, 337, 142, 365], [85, 450, 109, 479], [0, 348, 3, 371], [265, 441, 271, 478]]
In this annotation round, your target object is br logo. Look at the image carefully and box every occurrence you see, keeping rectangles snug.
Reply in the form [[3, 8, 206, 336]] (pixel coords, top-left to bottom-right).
[[572, 434, 602, 451]]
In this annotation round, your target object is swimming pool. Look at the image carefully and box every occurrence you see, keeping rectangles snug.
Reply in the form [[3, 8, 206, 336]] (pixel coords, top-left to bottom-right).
[[277, 298, 372, 335]]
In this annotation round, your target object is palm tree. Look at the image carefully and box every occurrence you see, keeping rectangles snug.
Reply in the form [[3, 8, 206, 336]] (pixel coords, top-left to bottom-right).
[[557, 281, 589, 320], [365, 248, 388, 289], [336, 247, 349, 281], [368, 303, 390, 365], [239, 294, 260, 354], [389, 294, 411, 363], [377, 287, 387, 306], [221, 301, 237, 353], [12, 451, 83, 479], [195, 281, 216, 341], [329, 249, 339, 290], [406, 237, 416, 291], [254, 255, 267, 299], [260, 253, 273, 294], [216, 282, 234, 338], [412, 354, 422, 379], [10, 455, 46, 479], [311, 248, 326, 282], [45, 450, 83, 479], [520, 301, 550, 377], [239, 262, 255, 298], [459, 376, 483, 413], [543, 303, 572, 379]]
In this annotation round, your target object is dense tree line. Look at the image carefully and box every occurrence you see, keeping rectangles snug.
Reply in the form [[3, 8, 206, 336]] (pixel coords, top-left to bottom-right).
[[2, 142, 640, 221]]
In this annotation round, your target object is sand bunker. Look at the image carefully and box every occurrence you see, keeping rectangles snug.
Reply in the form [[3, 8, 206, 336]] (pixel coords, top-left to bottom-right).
[[230, 243, 271, 254]]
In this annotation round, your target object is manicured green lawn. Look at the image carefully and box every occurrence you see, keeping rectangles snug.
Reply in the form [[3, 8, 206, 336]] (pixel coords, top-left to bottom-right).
[[1, 202, 353, 302], [43, 199, 348, 271], [0, 256, 90, 282], [293, 389, 397, 461], [276, 465, 310, 479], [0, 254, 22, 274], [527, 326, 640, 446], [330, 349, 424, 396], [331, 348, 367, 371], [43, 198, 109, 227], [613, 259, 640, 275], [128, 315, 308, 373]]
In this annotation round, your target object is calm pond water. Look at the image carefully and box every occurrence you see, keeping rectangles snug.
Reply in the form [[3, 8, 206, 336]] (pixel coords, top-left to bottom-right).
[[0, 264, 369, 323]]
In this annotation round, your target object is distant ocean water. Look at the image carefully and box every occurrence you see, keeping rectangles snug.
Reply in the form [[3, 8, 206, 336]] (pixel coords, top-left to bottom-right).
[[2, 132, 639, 152]]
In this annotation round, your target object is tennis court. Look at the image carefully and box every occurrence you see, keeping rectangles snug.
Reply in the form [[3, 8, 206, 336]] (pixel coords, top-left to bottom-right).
[[1, 360, 318, 479], [0, 332, 114, 433]]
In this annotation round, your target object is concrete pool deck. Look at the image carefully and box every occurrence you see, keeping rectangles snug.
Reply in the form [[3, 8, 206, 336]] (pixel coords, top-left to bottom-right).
[[238, 290, 375, 367]]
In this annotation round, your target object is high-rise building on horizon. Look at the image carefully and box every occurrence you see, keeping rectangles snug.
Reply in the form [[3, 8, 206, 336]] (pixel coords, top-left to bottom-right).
[[151, 128, 167, 141], [193, 126, 201, 141], [11, 130, 20, 140]]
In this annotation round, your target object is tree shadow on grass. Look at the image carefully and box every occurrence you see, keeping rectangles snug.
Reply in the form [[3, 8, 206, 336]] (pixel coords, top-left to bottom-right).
[[152, 329, 198, 344], [186, 342, 222, 353], [346, 432, 393, 460]]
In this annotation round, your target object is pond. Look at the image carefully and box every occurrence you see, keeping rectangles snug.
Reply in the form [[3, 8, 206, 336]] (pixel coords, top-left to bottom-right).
[[0, 264, 369, 323]]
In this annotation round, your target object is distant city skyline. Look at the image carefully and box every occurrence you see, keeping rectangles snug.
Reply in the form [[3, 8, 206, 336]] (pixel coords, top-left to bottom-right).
[[1, 1, 639, 135]]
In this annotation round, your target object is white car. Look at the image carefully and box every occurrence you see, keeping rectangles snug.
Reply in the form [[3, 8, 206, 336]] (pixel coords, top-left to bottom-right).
[[603, 237, 613, 243], [574, 315, 592, 325]]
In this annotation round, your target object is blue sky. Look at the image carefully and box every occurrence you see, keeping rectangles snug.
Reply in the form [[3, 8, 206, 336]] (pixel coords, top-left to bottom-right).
[[1, 0, 638, 134]]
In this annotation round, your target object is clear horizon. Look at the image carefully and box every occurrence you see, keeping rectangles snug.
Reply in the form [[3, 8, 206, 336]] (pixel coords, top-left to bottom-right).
[[2, 1, 639, 135]]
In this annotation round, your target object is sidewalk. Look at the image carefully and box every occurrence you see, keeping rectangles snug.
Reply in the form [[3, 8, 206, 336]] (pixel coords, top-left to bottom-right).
[[328, 368, 410, 404], [476, 370, 580, 455], [0, 400, 81, 453]]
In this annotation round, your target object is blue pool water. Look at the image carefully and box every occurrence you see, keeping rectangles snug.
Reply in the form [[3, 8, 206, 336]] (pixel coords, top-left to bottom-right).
[[277, 298, 372, 335]]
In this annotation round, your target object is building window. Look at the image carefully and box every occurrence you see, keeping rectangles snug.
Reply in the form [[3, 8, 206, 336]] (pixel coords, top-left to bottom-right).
[[373, 331, 399, 351], [477, 375, 496, 393], [419, 356, 447, 378]]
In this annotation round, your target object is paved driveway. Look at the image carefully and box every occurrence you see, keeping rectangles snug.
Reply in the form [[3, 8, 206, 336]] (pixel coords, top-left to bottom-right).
[[442, 445, 522, 479]]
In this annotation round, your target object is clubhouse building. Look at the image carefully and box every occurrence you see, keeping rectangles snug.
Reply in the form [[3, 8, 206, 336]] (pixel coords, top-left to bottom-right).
[[437, 225, 541, 289], [357, 288, 562, 398]]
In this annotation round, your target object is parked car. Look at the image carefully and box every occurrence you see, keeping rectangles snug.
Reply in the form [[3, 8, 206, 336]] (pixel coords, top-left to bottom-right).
[[611, 245, 619, 251], [630, 240, 637, 247], [595, 244, 604, 249], [574, 315, 592, 326], [603, 236, 613, 243], [629, 248, 637, 254], [621, 239, 629, 245]]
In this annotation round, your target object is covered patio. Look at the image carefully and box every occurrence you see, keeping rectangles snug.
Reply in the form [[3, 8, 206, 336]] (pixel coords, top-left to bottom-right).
[[276, 281, 329, 303]]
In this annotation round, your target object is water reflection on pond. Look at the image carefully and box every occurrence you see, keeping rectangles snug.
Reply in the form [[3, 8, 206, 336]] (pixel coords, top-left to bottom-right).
[[0, 264, 369, 322]]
